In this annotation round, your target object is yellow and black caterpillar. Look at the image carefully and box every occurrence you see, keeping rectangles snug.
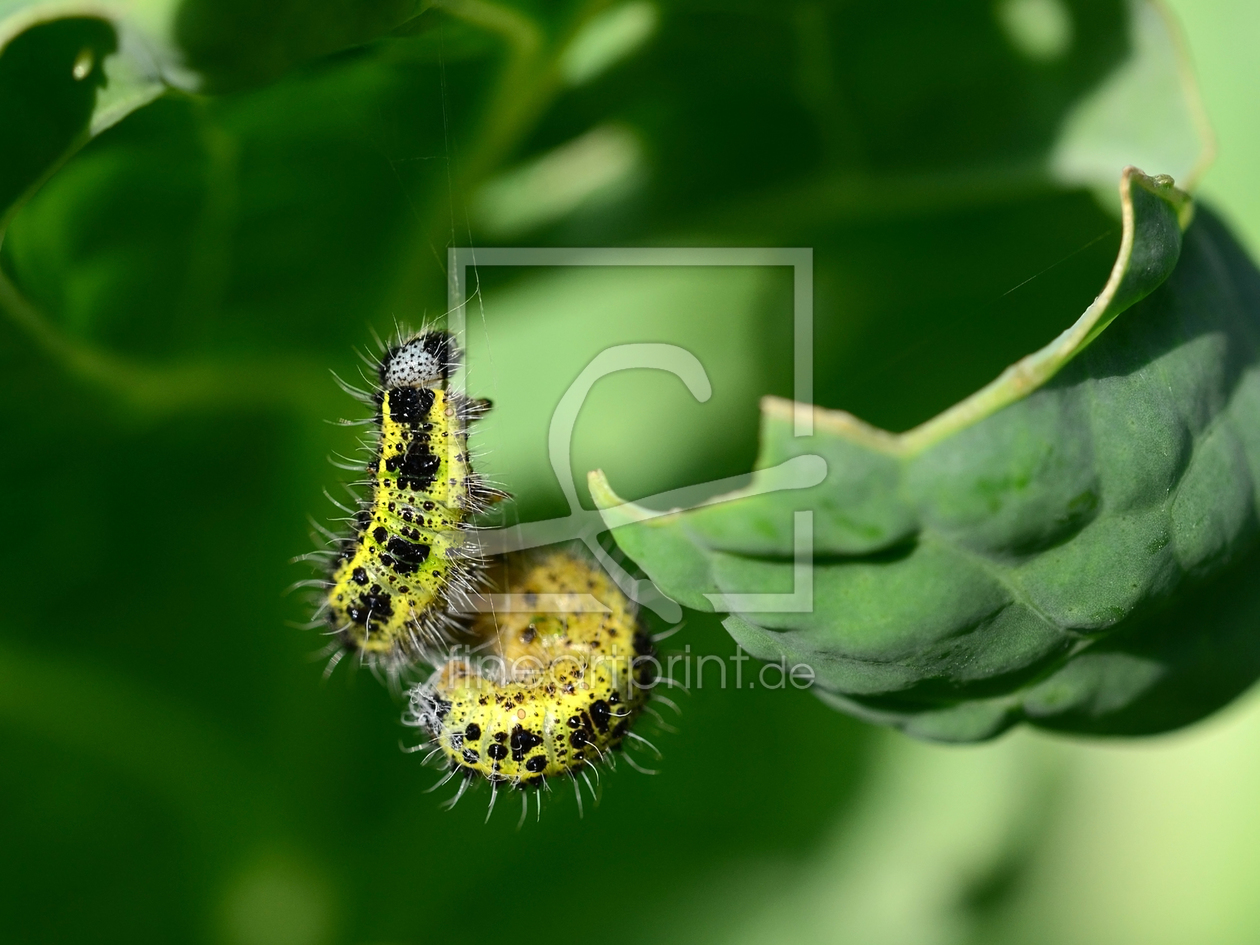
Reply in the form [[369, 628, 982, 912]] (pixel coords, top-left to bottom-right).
[[321, 330, 504, 670], [307, 334, 664, 814], [405, 552, 657, 809]]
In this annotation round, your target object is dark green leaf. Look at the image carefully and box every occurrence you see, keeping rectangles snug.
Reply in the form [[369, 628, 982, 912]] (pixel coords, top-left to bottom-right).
[[595, 170, 1260, 740], [0, 17, 114, 220]]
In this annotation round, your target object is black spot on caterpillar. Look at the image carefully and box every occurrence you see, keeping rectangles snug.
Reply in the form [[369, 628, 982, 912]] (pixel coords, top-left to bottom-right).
[[404, 552, 662, 817], [316, 329, 506, 673]]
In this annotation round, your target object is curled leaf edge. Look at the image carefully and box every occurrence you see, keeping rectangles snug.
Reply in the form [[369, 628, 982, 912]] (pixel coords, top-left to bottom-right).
[[590, 166, 1193, 527]]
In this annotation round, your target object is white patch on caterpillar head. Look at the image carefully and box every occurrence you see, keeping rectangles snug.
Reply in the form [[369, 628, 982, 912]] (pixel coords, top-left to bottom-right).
[[383, 338, 443, 388]]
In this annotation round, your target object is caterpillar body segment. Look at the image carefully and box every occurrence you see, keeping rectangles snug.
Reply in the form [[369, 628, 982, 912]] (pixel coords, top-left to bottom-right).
[[323, 330, 505, 670], [406, 553, 656, 791]]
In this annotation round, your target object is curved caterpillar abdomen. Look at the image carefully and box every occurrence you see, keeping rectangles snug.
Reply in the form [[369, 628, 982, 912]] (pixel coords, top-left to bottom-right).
[[406, 553, 655, 789], [324, 330, 502, 667]]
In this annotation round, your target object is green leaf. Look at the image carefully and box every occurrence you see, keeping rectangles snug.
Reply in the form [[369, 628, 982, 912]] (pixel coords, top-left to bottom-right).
[[0, 14, 120, 221], [0, 0, 425, 224], [1050, 0, 1214, 199], [593, 168, 1260, 741]]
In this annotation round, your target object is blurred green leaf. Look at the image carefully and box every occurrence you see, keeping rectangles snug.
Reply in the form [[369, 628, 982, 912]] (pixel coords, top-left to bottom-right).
[[0, 0, 426, 226], [175, 0, 426, 90], [1050, 0, 1213, 201], [0, 15, 117, 221], [594, 171, 1260, 740]]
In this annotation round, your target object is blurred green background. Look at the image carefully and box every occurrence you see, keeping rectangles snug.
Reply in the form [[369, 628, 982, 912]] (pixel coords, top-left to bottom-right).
[[2, 0, 1259, 942]]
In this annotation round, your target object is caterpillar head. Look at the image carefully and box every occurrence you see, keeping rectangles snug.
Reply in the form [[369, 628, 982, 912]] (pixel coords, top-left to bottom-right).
[[380, 331, 456, 388]]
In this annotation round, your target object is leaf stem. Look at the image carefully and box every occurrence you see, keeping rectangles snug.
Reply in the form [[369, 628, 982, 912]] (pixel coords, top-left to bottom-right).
[[0, 264, 331, 419]]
